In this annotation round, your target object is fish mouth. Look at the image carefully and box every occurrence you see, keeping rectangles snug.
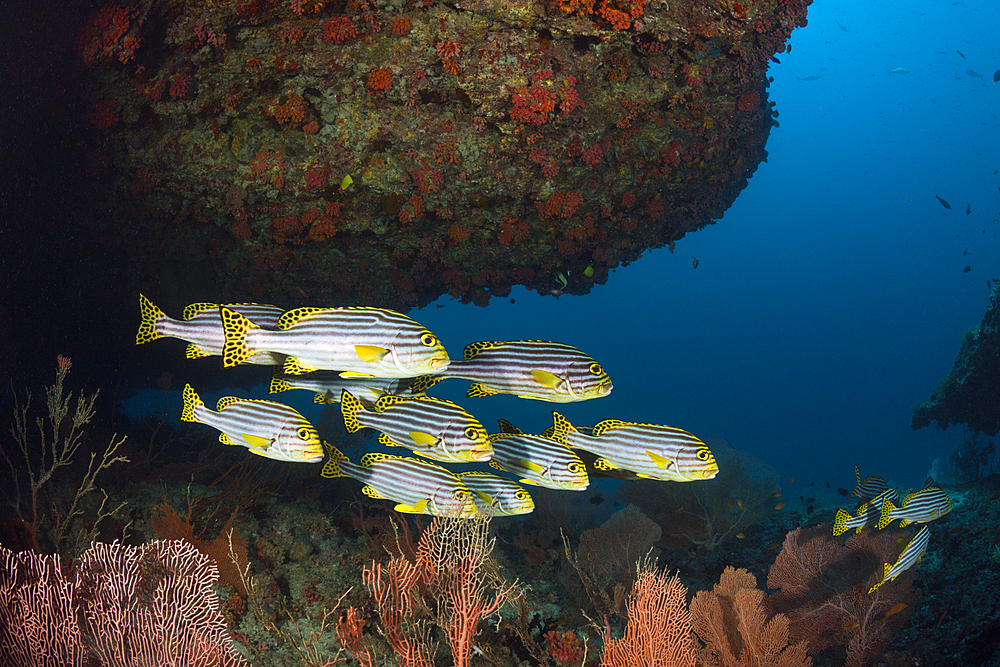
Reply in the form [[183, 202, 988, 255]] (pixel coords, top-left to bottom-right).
[[598, 382, 613, 396], [430, 357, 450, 371], [469, 448, 493, 462]]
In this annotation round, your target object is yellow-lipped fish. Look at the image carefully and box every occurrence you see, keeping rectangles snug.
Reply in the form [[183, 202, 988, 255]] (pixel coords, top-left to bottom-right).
[[321, 442, 477, 517], [269, 372, 414, 409], [869, 526, 931, 593], [136, 294, 285, 365], [340, 390, 491, 463], [876, 488, 952, 530], [487, 422, 589, 491], [220, 306, 449, 377], [180, 384, 322, 463], [547, 413, 718, 482], [407, 340, 612, 402], [457, 472, 534, 516], [833, 489, 900, 536]]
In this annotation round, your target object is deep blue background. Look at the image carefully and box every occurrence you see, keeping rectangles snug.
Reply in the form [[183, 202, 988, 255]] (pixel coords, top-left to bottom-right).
[[123, 0, 1000, 498]]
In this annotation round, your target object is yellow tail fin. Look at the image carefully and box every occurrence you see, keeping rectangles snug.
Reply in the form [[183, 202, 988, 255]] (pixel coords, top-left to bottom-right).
[[136, 294, 167, 345], [181, 384, 204, 423], [220, 306, 257, 368], [321, 441, 348, 478], [340, 390, 364, 433]]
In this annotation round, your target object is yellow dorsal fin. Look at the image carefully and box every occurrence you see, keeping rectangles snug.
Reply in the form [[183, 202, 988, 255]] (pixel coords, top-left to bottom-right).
[[275, 307, 324, 330], [463, 341, 504, 360], [217, 396, 242, 410], [183, 302, 218, 320], [186, 343, 210, 359], [593, 419, 629, 437]]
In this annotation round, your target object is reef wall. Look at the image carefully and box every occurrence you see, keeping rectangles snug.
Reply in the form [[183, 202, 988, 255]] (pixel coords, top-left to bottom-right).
[[76, 0, 810, 308], [912, 282, 1000, 436]]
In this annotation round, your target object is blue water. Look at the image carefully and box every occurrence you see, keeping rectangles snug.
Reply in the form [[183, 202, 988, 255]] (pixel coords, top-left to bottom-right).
[[122, 0, 999, 497]]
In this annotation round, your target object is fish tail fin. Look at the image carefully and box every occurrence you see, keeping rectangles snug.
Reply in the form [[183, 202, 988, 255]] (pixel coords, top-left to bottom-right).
[[549, 411, 577, 446], [868, 565, 891, 594], [136, 294, 168, 345], [220, 306, 257, 368], [181, 384, 204, 423], [833, 508, 851, 536], [875, 498, 896, 530], [340, 390, 364, 433], [269, 377, 290, 394], [321, 441, 349, 478]]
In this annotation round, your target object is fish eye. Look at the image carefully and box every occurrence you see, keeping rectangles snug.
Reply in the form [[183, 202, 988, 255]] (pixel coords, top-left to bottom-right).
[[568, 462, 584, 474], [589, 363, 603, 375], [297, 427, 313, 441], [454, 489, 468, 500], [697, 448, 712, 461], [515, 490, 529, 501], [420, 333, 438, 347], [464, 426, 481, 440]]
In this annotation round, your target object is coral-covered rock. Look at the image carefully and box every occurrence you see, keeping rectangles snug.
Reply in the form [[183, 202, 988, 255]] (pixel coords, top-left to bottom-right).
[[76, 0, 809, 308]]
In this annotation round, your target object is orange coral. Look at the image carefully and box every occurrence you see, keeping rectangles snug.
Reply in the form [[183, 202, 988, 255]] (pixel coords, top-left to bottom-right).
[[266, 92, 307, 125], [323, 15, 358, 44], [366, 68, 392, 96], [391, 15, 411, 35], [596, 0, 646, 29]]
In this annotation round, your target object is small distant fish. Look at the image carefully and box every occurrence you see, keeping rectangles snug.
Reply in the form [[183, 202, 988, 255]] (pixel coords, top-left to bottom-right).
[[876, 487, 952, 529], [956, 50, 965, 58], [589, 492, 604, 505], [837, 488, 849, 496], [843, 620, 859, 631], [806, 504, 814, 514], [963, 266, 973, 273], [771, 492, 783, 499], [994, 70, 1000, 82], [789, 477, 796, 483], [775, 503, 786, 510], [869, 526, 931, 593], [181, 384, 323, 463], [767, 542, 781, 551], [966, 70, 982, 79], [736, 532, 745, 539], [321, 442, 477, 517], [888, 67, 911, 75], [835, 19, 849, 32], [935, 195, 952, 209], [963, 250, 968, 256], [966, 203, 971, 215], [797, 75, 821, 81], [805, 497, 815, 503], [457, 471, 534, 516], [771, 56, 781, 64], [691, 256, 699, 269], [883, 603, 908, 619]]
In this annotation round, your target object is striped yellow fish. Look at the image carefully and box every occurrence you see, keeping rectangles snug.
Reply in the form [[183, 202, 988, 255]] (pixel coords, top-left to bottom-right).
[[269, 372, 414, 409], [876, 488, 952, 530], [833, 489, 900, 536], [548, 413, 717, 482], [407, 340, 612, 402], [869, 525, 930, 593], [341, 390, 491, 463], [487, 427, 589, 491], [321, 442, 477, 517], [220, 306, 449, 377], [180, 384, 322, 462], [849, 464, 889, 504], [457, 471, 535, 516], [136, 294, 285, 364]]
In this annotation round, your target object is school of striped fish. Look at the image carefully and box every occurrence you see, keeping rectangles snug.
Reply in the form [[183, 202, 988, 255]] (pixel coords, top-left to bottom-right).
[[136, 294, 719, 518], [833, 465, 953, 593]]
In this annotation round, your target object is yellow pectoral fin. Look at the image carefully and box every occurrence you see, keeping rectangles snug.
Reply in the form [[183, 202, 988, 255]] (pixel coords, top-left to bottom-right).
[[395, 499, 429, 514], [646, 451, 675, 470], [409, 431, 439, 447], [516, 395, 546, 401], [355, 345, 389, 363], [519, 478, 541, 486], [242, 434, 272, 450], [520, 459, 546, 475], [340, 371, 375, 378], [530, 369, 562, 388], [475, 490, 494, 505]]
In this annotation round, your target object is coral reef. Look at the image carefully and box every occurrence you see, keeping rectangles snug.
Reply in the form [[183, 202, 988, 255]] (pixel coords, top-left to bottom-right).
[[912, 281, 1000, 436], [73, 0, 809, 308]]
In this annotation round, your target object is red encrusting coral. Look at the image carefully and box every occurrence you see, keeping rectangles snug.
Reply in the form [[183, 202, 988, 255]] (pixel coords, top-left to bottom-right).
[[323, 15, 358, 44]]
